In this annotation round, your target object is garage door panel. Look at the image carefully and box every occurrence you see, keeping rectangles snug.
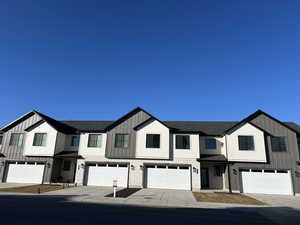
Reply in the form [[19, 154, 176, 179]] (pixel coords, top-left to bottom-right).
[[6, 164, 45, 184], [241, 170, 293, 195], [86, 165, 128, 187], [146, 167, 191, 190]]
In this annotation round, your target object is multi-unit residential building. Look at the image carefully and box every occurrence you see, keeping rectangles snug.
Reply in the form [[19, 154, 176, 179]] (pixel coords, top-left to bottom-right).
[[0, 107, 300, 195]]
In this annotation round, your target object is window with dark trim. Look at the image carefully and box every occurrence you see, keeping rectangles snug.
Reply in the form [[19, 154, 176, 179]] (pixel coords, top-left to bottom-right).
[[146, 134, 160, 148], [71, 135, 80, 147], [238, 136, 254, 151], [9, 133, 24, 147], [176, 135, 190, 149], [115, 134, 129, 148], [271, 136, 287, 152], [88, 134, 102, 148], [205, 138, 217, 149], [33, 133, 47, 146], [63, 160, 71, 171], [0, 135, 3, 145]]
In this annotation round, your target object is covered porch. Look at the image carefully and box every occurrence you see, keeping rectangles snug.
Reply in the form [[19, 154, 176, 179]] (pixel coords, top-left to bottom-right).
[[51, 151, 81, 183], [198, 155, 229, 192]]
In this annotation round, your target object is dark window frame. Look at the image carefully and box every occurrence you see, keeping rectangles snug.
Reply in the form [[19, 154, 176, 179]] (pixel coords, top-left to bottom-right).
[[115, 133, 130, 148], [205, 138, 217, 149], [0, 135, 3, 145], [271, 136, 287, 152], [33, 133, 47, 146], [88, 134, 102, 148], [71, 135, 80, 147], [238, 135, 255, 151], [9, 133, 24, 147], [175, 135, 190, 149], [146, 134, 160, 148]]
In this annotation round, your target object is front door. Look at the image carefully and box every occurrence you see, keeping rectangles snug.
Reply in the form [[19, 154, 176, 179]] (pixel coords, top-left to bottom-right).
[[201, 168, 209, 189]]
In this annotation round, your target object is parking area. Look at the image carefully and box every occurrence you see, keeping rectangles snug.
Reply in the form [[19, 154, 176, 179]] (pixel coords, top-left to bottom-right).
[[247, 193, 300, 209]]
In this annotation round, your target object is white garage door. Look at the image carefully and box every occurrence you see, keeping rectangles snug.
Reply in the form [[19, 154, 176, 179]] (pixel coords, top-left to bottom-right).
[[241, 169, 293, 195], [5, 162, 45, 184], [85, 163, 128, 187], [146, 165, 191, 190]]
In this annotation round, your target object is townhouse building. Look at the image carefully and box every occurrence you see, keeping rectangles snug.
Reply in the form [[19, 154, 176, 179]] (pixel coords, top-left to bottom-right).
[[0, 107, 300, 195]]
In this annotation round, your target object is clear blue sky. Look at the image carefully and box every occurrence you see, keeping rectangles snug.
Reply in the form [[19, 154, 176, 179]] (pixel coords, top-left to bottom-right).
[[1, 0, 300, 126]]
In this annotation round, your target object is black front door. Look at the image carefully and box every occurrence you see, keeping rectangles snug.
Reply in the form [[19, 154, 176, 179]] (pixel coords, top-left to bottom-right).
[[201, 168, 209, 189]]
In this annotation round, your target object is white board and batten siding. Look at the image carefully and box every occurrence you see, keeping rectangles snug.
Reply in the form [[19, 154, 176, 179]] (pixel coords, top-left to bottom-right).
[[241, 169, 293, 195], [146, 165, 191, 190], [85, 163, 129, 187], [5, 162, 45, 184]]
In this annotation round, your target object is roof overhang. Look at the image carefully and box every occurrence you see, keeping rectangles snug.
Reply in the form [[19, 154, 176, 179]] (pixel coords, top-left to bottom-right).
[[198, 154, 228, 163], [55, 151, 83, 159]]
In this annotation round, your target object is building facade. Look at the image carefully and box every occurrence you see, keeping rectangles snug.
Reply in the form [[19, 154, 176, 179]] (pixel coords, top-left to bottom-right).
[[0, 107, 300, 195]]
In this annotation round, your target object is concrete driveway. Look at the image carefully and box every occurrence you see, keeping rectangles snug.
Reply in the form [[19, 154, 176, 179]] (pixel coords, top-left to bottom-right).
[[1, 187, 300, 224], [44, 186, 197, 207], [0, 183, 34, 189], [247, 193, 300, 209]]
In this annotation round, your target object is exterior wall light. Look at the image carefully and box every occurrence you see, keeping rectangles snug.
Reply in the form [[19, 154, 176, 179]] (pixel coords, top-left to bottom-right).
[[193, 167, 198, 174], [131, 165, 135, 170], [46, 162, 51, 168], [140, 165, 144, 170]]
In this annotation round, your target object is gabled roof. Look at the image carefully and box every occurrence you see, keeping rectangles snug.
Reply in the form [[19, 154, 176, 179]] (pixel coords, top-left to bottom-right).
[[105, 107, 171, 131], [224, 110, 300, 135], [33, 111, 77, 134], [1, 110, 77, 134], [1, 111, 36, 132], [134, 117, 172, 131]]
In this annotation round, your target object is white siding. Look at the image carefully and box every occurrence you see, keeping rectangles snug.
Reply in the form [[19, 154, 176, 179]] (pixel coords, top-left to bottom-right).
[[200, 136, 226, 156], [226, 123, 266, 162], [78, 133, 107, 157], [173, 134, 200, 159], [135, 120, 170, 159], [23, 122, 57, 157]]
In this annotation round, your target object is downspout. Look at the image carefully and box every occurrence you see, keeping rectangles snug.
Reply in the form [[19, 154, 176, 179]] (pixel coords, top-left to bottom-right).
[[225, 134, 232, 193]]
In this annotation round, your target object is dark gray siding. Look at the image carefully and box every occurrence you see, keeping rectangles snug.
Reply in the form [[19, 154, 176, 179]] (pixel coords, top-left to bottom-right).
[[0, 113, 54, 183], [105, 111, 151, 158], [229, 114, 300, 194]]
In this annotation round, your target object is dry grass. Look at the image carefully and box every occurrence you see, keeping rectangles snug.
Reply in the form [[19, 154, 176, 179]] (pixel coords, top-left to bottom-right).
[[0, 184, 64, 194], [193, 192, 267, 205]]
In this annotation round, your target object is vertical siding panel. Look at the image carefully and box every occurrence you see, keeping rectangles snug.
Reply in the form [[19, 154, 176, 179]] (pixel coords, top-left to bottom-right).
[[105, 111, 151, 159], [230, 114, 300, 193], [0, 113, 53, 182]]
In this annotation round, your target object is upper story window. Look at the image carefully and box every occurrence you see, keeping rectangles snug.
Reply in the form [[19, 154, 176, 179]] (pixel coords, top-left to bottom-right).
[[33, 133, 47, 146], [71, 135, 80, 147], [271, 136, 287, 152], [0, 135, 3, 145], [176, 135, 190, 149], [238, 135, 254, 151], [115, 134, 129, 148], [9, 133, 24, 147], [205, 138, 217, 149], [146, 134, 160, 148], [88, 134, 102, 148]]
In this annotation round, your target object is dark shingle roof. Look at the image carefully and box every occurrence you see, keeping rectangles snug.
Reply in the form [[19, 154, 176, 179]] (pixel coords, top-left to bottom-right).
[[164, 121, 238, 135], [58, 120, 300, 136], [61, 120, 114, 132], [33, 111, 78, 134]]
